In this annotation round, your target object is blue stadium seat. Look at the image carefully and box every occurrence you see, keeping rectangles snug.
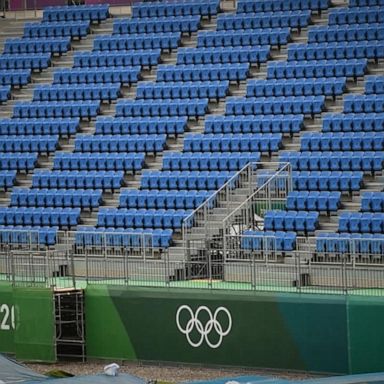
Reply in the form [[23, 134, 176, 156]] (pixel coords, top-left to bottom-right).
[[24, 21, 90, 39], [241, 230, 297, 252], [4, 38, 70, 55], [322, 113, 384, 133], [43, 4, 109, 23]]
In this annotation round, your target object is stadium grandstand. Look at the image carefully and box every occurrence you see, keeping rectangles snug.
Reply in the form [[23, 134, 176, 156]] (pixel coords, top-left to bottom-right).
[[0, 0, 383, 375]]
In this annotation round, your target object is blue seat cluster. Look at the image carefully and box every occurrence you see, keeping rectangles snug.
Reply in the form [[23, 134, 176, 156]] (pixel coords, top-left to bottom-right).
[[0, 226, 57, 246], [184, 133, 282, 153], [113, 16, 200, 35], [280, 151, 383, 172], [136, 81, 229, 100], [322, 113, 384, 133], [286, 191, 341, 212], [339, 212, 384, 233], [0, 135, 58, 153], [366, 76, 384, 94], [0, 54, 51, 71], [0, 171, 16, 191], [0, 154, 37, 172], [344, 95, 384, 113], [75, 227, 173, 249], [237, 0, 329, 13], [141, 171, 234, 191], [43, 4, 109, 23], [4, 38, 70, 55], [288, 41, 384, 61], [53, 153, 145, 172], [361, 192, 384, 212], [268, 59, 367, 79], [73, 50, 161, 68], [115, 99, 208, 118], [0, 86, 11, 103], [13, 101, 100, 119], [24, 21, 90, 39], [162, 153, 260, 172], [264, 211, 319, 233], [308, 24, 384, 43], [0, 118, 79, 136], [53, 67, 140, 85], [316, 233, 384, 255], [226, 96, 325, 116], [0, 207, 80, 228], [241, 230, 296, 251], [32, 171, 124, 190], [204, 115, 303, 135], [33, 84, 121, 102], [119, 190, 212, 210], [95, 117, 187, 136], [177, 47, 270, 66], [292, 171, 363, 192], [10, 189, 102, 209], [97, 208, 192, 230], [93, 33, 181, 51], [132, 0, 219, 18], [247, 78, 345, 98], [74, 134, 166, 153], [349, 0, 384, 6], [328, 7, 384, 25], [157, 64, 249, 82], [0, 70, 31, 87], [217, 10, 311, 30], [197, 28, 290, 48], [301, 132, 384, 151]]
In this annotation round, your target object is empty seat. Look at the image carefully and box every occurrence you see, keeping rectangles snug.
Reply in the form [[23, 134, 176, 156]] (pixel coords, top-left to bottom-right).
[[286, 191, 341, 212], [322, 113, 384, 133], [0, 135, 59, 153], [0, 70, 31, 87], [365, 76, 384, 94], [361, 192, 384, 212], [339, 212, 384, 234], [0, 226, 57, 245], [24, 21, 90, 39], [43, 4, 109, 23], [4, 38, 70, 55], [264, 210, 319, 233], [344, 95, 384, 113], [0, 153, 37, 172], [0, 54, 51, 71], [0, 86, 11, 103], [241, 230, 296, 252], [0, 171, 16, 191]]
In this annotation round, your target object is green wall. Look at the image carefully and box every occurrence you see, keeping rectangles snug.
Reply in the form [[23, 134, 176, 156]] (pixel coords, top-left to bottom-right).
[[0, 282, 55, 362]]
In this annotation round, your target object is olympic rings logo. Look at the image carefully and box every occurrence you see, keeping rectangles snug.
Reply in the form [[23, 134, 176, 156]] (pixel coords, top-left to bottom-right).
[[176, 305, 232, 349]]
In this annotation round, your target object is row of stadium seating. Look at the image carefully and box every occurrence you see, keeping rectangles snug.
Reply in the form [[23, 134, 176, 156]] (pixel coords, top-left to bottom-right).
[[93, 33, 181, 51], [53, 67, 141, 85], [323, 113, 384, 132], [361, 192, 384, 212], [242, 230, 297, 252], [136, 81, 229, 100], [236, 0, 329, 13], [339, 212, 384, 233], [4, 38, 70, 55], [95, 117, 187, 136], [344, 95, 384, 113], [0, 154, 37, 172], [156, 64, 249, 82], [33, 84, 121, 102], [131, 0, 219, 18], [140, 171, 234, 191], [10, 189, 102, 209], [74, 134, 166, 153], [52, 153, 145, 172], [115, 99, 208, 118], [328, 6, 384, 25], [43, 4, 109, 22], [348, 0, 384, 7], [287, 41, 384, 61], [32, 171, 124, 190], [24, 21, 90, 39], [300, 132, 384, 151], [75, 227, 173, 248], [0, 54, 51, 71], [119, 190, 213, 210], [183, 133, 282, 153], [97, 208, 192, 230], [225, 96, 325, 116], [73, 50, 161, 68], [13, 101, 100, 119], [176, 47, 270, 66], [246, 78, 346, 98], [264, 211, 319, 233], [366, 76, 384, 94], [0, 226, 57, 246], [113, 16, 201, 35], [280, 152, 384, 172], [286, 191, 341, 212], [0, 207, 81, 228], [0, 136, 58, 153], [0, 118, 79, 136], [217, 10, 311, 30], [162, 153, 261, 172], [0, 70, 30, 87], [0, 171, 16, 191]]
